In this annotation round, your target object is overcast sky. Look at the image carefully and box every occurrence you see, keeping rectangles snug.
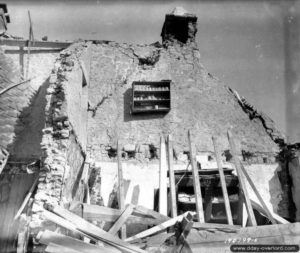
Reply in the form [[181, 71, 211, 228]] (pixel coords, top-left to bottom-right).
[[4, 0, 299, 140]]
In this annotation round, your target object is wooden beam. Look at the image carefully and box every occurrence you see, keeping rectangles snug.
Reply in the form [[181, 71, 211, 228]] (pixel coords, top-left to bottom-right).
[[0, 38, 72, 48], [14, 175, 39, 220], [187, 130, 205, 223], [71, 203, 169, 225], [159, 136, 168, 216], [192, 222, 241, 230], [125, 212, 195, 243], [212, 136, 233, 225], [108, 204, 135, 236], [167, 134, 177, 217], [227, 130, 257, 226], [38, 230, 119, 253], [251, 200, 289, 224], [46, 205, 147, 253], [45, 243, 81, 253], [239, 162, 277, 224], [117, 140, 126, 239]]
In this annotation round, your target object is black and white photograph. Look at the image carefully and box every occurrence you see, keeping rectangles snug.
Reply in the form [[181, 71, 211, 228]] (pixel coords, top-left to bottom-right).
[[0, 0, 299, 252]]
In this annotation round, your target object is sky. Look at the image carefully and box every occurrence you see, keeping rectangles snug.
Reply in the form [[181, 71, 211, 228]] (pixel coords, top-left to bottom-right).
[[4, 0, 299, 141]]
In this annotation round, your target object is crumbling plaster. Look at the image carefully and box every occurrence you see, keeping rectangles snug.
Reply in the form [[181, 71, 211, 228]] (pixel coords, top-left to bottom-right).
[[87, 41, 280, 162]]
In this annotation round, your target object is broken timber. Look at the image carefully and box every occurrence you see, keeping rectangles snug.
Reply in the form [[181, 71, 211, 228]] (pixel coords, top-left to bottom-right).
[[70, 203, 170, 226], [125, 211, 195, 243], [187, 130, 205, 223], [44, 205, 147, 253], [38, 230, 119, 253], [227, 130, 257, 226]]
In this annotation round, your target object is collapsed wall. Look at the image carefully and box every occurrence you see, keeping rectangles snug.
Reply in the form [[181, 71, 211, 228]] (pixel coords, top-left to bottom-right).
[[30, 42, 92, 233]]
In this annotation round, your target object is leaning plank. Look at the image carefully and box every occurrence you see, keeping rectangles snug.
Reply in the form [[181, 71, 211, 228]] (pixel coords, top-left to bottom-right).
[[109, 204, 135, 236], [45, 243, 81, 253], [239, 163, 277, 224], [125, 212, 195, 243], [251, 200, 289, 224], [188, 130, 205, 223], [47, 205, 147, 253], [167, 134, 177, 217], [117, 140, 126, 239], [159, 136, 168, 216], [227, 130, 257, 226], [38, 230, 119, 253], [212, 136, 233, 225], [14, 175, 39, 220]]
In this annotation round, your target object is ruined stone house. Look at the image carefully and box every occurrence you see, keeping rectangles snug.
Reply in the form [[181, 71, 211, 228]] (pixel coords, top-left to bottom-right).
[[0, 7, 299, 252]]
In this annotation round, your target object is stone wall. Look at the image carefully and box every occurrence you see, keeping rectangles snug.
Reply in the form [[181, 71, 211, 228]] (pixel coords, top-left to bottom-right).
[[31, 42, 92, 233]]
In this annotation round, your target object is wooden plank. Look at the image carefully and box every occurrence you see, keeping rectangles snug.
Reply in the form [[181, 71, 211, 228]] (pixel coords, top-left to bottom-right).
[[0, 38, 71, 48], [0, 174, 36, 253], [212, 136, 233, 225], [117, 140, 126, 239], [72, 204, 169, 225], [125, 211, 195, 243], [239, 163, 277, 224], [47, 205, 147, 253], [109, 204, 135, 236], [38, 230, 119, 253], [159, 136, 168, 216], [251, 200, 289, 224], [192, 222, 241, 230], [134, 205, 170, 222], [167, 134, 177, 217], [45, 243, 81, 253], [227, 130, 257, 226], [187, 130, 205, 223], [14, 175, 39, 220]]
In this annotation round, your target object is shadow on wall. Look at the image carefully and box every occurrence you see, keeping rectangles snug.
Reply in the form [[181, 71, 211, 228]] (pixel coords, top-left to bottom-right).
[[269, 163, 295, 221], [123, 88, 168, 122], [7, 78, 50, 160]]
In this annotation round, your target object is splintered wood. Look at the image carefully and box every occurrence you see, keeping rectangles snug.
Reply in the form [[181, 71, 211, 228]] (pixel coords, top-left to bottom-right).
[[35, 130, 298, 252]]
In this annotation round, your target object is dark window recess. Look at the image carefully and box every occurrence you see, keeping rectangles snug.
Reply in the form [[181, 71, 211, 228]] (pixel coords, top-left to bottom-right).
[[131, 80, 171, 114]]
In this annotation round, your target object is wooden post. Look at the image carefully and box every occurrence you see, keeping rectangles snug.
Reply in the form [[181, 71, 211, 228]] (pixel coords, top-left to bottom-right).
[[187, 130, 205, 223], [239, 162, 276, 224], [117, 140, 126, 239], [227, 130, 257, 226], [159, 136, 168, 216], [212, 136, 233, 225], [167, 134, 177, 217]]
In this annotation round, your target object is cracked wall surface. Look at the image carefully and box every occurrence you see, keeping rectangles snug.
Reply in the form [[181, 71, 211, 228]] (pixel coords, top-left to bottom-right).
[[87, 41, 280, 162]]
